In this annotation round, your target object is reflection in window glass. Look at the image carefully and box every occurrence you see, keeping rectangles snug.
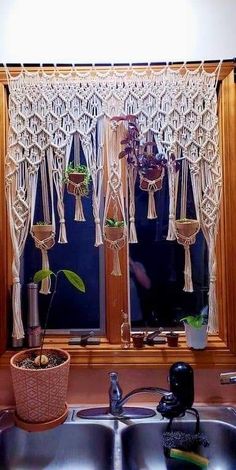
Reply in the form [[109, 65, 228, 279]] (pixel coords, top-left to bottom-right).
[[129, 175, 208, 328]]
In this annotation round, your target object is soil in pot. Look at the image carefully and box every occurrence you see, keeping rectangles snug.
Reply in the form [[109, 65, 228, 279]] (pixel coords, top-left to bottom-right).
[[15, 349, 67, 370]]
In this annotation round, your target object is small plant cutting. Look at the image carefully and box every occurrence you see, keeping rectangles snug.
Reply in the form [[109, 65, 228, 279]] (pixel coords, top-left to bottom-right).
[[64, 162, 91, 221], [10, 267, 85, 430]]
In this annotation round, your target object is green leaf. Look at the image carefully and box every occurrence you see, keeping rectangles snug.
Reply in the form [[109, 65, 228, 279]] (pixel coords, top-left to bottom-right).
[[180, 315, 204, 328], [61, 270, 85, 293], [33, 269, 54, 283]]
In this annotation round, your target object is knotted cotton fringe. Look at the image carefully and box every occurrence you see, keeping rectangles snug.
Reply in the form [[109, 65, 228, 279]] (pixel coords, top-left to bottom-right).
[[75, 195, 85, 221], [59, 220, 67, 243], [147, 190, 157, 219], [183, 245, 193, 292], [94, 217, 103, 247], [207, 239, 218, 333], [40, 249, 51, 294], [111, 248, 122, 276]]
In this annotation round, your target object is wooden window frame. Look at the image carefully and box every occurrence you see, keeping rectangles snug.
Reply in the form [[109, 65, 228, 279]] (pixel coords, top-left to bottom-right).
[[0, 63, 235, 368]]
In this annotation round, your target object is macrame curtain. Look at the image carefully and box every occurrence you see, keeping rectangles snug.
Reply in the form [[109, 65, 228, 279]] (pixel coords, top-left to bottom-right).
[[5, 63, 222, 339]]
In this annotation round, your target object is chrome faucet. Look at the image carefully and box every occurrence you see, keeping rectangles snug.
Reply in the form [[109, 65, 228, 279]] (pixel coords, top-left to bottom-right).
[[220, 371, 236, 384], [109, 371, 175, 417], [78, 362, 195, 420]]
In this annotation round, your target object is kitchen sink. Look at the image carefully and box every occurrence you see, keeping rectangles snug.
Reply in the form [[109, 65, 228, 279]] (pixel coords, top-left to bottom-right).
[[0, 406, 236, 469], [0, 421, 114, 470], [121, 418, 236, 469]]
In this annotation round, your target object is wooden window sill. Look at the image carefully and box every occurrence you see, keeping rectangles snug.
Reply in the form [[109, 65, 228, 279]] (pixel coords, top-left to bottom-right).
[[0, 335, 235, 368]]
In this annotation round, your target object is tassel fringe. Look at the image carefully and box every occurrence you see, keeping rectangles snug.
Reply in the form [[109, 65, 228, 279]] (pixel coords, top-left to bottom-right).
[[58, 221, 68, 243], [111, 249, 122, 276], [147, 191, 157, 219], [75, 195, 85, 221], [183, 245, 193, 292]]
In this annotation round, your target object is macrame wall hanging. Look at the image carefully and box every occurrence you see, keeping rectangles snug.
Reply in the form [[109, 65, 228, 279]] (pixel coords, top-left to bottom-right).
[[5, 62, 222, 340]]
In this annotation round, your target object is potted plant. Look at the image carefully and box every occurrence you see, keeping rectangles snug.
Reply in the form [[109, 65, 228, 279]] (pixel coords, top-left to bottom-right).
[[64, 162, 90, 196], [31, 221, 54, 249], [180, 306, 208, 350], [10, 268, 85, 431], [104, 217, 125, 241], [137, 144, 167, 190], [166, 328, 179, 347], [175, 218, 200, 245]]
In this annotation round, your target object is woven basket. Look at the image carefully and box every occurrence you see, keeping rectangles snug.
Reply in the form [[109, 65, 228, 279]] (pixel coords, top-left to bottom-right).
[[175, 219, 199, 244], [10, 348, 70, 425], [139, 167, 163, 190]]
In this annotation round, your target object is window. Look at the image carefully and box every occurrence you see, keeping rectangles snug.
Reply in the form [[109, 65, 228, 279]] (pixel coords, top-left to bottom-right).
[[0, 63, 236, 367]]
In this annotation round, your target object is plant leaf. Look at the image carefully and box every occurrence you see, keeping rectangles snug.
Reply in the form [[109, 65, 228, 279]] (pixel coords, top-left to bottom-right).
[[180, 315, 203, 328], [33, 269, 54, 283], [61, 270, 85, 292]]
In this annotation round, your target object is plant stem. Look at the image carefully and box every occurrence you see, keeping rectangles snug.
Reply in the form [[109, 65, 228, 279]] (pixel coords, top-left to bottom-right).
[[39, 273, 58, 365]]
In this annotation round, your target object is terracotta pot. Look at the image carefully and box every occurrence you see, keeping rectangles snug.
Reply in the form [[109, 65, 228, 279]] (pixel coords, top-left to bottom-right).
[[139, 167, 163, 190], [104, 226, 124, 241], [32, 224, 54, 249], [166, 332, 179, 347], [132, 333, 145, 349], [67, 172, 86, 195], [175, 219, 199, 239], [10, 348, 70, 425]]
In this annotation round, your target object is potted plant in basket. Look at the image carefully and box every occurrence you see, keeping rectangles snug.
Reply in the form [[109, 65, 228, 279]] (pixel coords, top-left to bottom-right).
[[64, 162, 90, 196], [180, 306, 208, 350], [104, 217, 125, 241], [31, 221, 54, 249], [10, 268, 85, 431]]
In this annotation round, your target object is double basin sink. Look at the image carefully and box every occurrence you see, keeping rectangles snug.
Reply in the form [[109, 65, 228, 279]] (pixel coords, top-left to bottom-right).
[[1, 406, 236, 469]]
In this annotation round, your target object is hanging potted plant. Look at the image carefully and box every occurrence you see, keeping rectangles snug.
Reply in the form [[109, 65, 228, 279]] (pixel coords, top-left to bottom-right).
[[175, 218, 200, 245], [180, 306, 208, 350], [64, 162, 91, 221], [10, 268, 85, 431], [31, 221, 54, 250], [137, 144, 167, 191], [104, 218, 125, 241]]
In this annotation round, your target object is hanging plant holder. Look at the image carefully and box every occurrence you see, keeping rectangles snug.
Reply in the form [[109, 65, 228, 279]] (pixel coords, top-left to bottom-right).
[[139, 167, 165, 219], [31, 224, 55, 294], [175, 218, 200, 293], [104, 219, 126, 277], [65, 164, 90, 222]]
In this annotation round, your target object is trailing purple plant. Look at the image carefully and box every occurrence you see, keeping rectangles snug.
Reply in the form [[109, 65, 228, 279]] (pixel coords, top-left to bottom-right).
[[111, 114, 180, 173]]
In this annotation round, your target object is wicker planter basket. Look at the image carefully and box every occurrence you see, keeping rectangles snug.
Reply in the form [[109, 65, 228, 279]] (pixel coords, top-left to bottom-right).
[[10, 348, 70, 428]]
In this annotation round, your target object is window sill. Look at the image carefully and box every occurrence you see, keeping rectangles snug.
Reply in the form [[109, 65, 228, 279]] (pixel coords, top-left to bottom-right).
[[0, 335, 235, 368]]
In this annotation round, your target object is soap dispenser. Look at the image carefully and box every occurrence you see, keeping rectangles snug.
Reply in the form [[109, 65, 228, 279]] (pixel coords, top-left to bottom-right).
[[169, 361, 194, 410]]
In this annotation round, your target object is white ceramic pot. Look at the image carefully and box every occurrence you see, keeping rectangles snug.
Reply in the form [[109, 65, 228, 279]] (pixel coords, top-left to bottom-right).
[[185, 324, 208, 350]]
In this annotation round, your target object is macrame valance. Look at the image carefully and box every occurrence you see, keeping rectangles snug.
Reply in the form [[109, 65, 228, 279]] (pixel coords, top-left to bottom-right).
[[5, 63, 222, 340]]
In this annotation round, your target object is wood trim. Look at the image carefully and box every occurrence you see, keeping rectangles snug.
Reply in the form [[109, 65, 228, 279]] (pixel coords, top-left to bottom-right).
[[0, 64, 236, 364], [218, 71, 236, 352], [0, 62, 234, 84], [0, 84, 8, 353], [0, 335, 235, 368]]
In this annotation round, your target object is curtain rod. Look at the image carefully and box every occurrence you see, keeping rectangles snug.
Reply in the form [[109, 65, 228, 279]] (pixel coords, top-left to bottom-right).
[[0, 59, 235, 68]]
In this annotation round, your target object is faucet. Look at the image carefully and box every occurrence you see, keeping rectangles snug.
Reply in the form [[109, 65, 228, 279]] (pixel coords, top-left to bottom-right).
[[109, 371, 181, 419], [220, 371, 236, 384], [78, 362, 195, 420]]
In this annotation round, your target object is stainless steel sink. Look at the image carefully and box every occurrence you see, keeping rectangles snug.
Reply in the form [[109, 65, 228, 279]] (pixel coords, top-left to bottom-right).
[[121, 407, 236, 470], [0, 422, 114, 470], [1, 406, 236, 470]]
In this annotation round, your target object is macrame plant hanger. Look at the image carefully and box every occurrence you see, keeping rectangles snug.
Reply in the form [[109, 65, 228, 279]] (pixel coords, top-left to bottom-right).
[[103, 118, 127, 276], [66, 133, 88, 222], [30, 149, 56, 294], [175, 158, 200, 292]]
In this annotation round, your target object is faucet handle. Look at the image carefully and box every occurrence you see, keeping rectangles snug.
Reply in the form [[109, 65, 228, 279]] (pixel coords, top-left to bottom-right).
[[220, 372, 236, 384], [109, 372, 118, 382]]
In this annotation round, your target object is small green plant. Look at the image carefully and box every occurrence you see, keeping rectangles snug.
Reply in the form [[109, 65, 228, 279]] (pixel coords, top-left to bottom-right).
[[33, 268, 85, 366], [35, 221, 51, 226], [64, 162, 90, 184], [105, 218, 124, 228], [180, 306, 208, 329]]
